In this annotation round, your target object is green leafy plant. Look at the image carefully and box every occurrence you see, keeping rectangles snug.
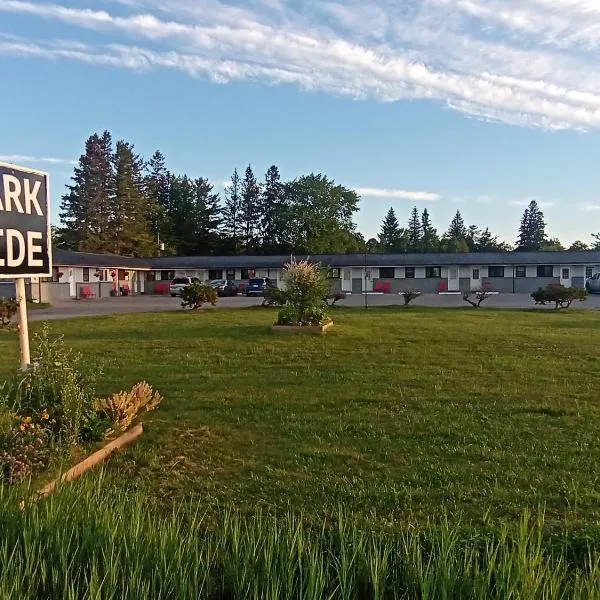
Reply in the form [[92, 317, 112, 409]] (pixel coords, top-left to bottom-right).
[[276, 260, 331, 326], [0, 298, 18, 328], [531, 284, 588, 309], [262, 287, 287, 307], [180, 283, 218, 310], [276, 305, 298, 325]]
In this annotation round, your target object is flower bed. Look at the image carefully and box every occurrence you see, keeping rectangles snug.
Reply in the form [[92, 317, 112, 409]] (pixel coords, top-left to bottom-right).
[[272, 320, 334, 334]]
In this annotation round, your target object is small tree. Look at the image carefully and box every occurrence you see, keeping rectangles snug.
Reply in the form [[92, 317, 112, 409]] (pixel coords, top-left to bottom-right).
[[0, 298, 18, 328], [180, 283, 218, 310], [462, 290, 490, 308], [277, 260, 330, 325], [401, 290, 420, 306], [326, 290, 347, 306], [531, 283, 588, 309]]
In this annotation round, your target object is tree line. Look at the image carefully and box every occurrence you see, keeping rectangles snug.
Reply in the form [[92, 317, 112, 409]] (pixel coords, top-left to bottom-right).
[[57, 131, 600, 257], [57, 131, 362, 257]]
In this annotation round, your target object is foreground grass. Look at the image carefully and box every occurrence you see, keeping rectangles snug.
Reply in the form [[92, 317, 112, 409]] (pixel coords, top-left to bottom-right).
[[2, 476, 600, 599], [1, 306, 600, 530]]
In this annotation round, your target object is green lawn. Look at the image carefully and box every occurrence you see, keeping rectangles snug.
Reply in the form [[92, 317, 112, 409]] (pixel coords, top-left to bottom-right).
[[1, 306, 599, 530]]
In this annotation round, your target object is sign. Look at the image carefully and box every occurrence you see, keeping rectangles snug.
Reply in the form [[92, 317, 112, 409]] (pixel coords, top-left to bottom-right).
[[0, 162, 51, 279]]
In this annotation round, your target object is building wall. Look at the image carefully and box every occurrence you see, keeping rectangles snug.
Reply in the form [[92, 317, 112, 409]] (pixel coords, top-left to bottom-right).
[[0, 282, 16, 299]]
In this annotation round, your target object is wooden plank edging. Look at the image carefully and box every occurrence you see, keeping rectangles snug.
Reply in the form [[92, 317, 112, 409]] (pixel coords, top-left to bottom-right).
[[37, 423, 144, 498]]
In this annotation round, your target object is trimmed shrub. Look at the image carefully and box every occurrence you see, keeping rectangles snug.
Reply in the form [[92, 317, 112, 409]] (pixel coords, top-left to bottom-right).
[[463, 290, 490, 308], [0, 298, 18, 328], [531, 284, 588, 309], [326, 290, 347, 306], [262, 287, 287, 307], [180, 283, 218, 310], [401, 290, 421, 306]]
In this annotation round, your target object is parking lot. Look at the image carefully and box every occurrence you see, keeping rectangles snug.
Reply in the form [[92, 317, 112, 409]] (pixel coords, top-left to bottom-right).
[[25, 291, 600, 321]]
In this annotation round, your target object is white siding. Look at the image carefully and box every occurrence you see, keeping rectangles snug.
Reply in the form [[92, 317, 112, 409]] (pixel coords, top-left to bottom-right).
[[572, 265, 585, 277], [351, 268, 362, 279], [441, 267, 449, 278], [526, 266, 537, 278], [553, 266, 561, 278], [394, 267, 405, 279], [480, 266, 489, 278], [370, 267, 380, 279], [459, 266, 471, 278], [415, 267, 426, 279]]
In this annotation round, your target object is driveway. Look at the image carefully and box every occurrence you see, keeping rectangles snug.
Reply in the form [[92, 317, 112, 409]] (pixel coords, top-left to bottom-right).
[[25, 292, 600, 321]]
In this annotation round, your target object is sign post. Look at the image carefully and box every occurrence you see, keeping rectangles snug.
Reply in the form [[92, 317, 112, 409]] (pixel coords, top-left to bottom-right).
[[0, 162, 51, 370]]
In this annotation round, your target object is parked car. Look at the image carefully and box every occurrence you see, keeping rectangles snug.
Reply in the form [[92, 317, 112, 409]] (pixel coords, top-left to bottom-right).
[[245, 277, 275, 296], [210, 279, 239, 297], [586, 273, 600, 293], [169, 277, 199, 297]]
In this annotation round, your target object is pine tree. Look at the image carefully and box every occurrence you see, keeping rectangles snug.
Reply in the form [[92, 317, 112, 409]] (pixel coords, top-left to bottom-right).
[[192, 178, 222, 255], [60, 131, 114, 253], [407, 207, 421, 252], [379, 208, 400, 252], [222, 169, 242, 254], [260, 165, 286, 253], [516, 200, 546, 251], [111, 140, 154, 256], [447, 210, 467, 241], [167, 175, 196, 255], [145, 150, 171, 253], [420, 208, 439, 252], [240, 165, 261, 254]]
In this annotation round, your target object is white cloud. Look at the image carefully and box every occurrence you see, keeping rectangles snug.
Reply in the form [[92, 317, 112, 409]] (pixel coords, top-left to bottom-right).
[[510, 199, 556, 208], [581, 202, 600, 211], [0, 153, 77, 165], [355, 187, 440, 201], [1, 0, 600, 129]]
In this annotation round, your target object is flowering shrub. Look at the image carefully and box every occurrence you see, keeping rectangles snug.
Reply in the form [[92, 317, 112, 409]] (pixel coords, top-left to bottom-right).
[[276, 260, 331, 326], [181, 283, 218, 310]]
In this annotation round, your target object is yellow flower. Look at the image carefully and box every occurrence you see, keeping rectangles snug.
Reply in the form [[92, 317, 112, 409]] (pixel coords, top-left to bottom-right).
[[23, 416, 32, 424], [19, 425, 25, 431]]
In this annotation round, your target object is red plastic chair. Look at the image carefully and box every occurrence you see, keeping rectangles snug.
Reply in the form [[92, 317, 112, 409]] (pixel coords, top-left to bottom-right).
[[80, 286, 96, 299], [438, 280, 448, 292], [382, 281, 392, 294]]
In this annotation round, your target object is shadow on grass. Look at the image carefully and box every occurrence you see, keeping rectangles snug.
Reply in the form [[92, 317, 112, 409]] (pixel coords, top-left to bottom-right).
[[512, 407, 575, 418]]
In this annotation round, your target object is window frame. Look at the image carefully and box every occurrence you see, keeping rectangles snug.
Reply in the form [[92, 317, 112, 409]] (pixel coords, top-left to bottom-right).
[[515, 266, 526, 278], [329, 268, 342, 279], [226, 269, 236, 280], [561, 268, 570, 280], [83, 267, 90, 282], [241, 268, 255, 280], [586, 267, 594, 279], [488, 266, 505, 278], [425, 266, 442, 279], [537, 265, 554, 278], [405, 267, 415, 279], [378, 267, 395, 279], [472, 268, 480, 280], [208, 269, 224, 281]]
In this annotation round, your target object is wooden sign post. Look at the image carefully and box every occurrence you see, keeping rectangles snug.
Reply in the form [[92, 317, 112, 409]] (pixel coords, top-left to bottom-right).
[[0, 162, 51, 370]]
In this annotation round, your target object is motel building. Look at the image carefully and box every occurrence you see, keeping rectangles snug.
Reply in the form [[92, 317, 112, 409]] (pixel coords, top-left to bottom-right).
[[1, 249, 600, 302]]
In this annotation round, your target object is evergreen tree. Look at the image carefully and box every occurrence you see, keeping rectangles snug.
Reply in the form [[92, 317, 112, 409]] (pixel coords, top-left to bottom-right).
[[145, 150, 171, 253], [241, 165, 261, 254], [60, 131, 114, 253], [420, 208, 439, 252], [407, 207, 421, 252], [111, 140, 154, 256], [540, 237, 564, 251], [474, 227, 511, 252], [465, 225, 480, 251], [516, 200, 546, 251], [167, 175, 197, 255], [379, 208, 400, 252], [592, 233, 600, 251], [192, 178, 222, 255], [222, 169, 242, 254], [260, 165, 286, 253], [568, 241, 589, 251], [447, 210, 467, 241]]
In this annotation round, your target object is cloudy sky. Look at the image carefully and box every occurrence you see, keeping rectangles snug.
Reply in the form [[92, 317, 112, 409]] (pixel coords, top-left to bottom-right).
[[1, 0, 600, 245]]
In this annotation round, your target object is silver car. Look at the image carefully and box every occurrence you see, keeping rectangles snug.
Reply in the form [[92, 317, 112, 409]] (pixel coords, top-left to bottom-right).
[[586, 273, 600, 293], [169, 276, 199, 297]]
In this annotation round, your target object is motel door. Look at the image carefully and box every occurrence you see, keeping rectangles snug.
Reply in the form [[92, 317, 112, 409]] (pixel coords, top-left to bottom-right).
[[560, 267, 572, 288], [448, 268, 460, 292], [342, 269, 352, 292], [69, 269, 77, 298]]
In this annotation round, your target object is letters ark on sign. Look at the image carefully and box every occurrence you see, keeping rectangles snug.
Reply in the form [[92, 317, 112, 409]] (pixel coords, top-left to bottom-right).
[[0, 162, 52, 279]]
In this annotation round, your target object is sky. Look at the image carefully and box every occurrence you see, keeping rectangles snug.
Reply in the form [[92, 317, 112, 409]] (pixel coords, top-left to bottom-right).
[[1, 0, 600, 247]]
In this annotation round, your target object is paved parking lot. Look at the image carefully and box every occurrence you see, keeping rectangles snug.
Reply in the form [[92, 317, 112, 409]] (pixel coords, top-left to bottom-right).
[[25, 292, 600, 321]]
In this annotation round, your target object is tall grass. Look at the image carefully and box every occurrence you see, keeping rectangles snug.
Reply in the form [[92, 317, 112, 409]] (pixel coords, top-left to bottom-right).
[[2, 476, 600, 599]]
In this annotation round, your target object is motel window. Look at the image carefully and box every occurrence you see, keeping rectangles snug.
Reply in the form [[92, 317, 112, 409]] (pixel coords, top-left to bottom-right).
[[147, 272, 156, 282], [379, 267, 395, 279], [226, 269, 236, 280], [488, 266, 505, 278], [161, 270, 174, 281], [329, 268, 341, 279], [405, 267, 415, 279], [537, 265, 553, 278], [209, 270, 223, 280], [83, 268, 90, 282], [241, 269, 255, 280], [562, 268, 570, 279], [586, 267, 594, 279], [425, 267, 441, 278], [472, 269, 480, 280], [52, 267, 60, 282], [516, 266, 526, 278]]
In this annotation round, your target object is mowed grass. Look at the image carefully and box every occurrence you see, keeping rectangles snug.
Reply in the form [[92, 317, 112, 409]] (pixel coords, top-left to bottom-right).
[[1, 306, 599, 529]]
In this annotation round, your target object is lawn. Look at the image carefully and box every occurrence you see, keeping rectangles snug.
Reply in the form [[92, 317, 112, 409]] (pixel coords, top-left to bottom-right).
[[1, 306, 599, 530]]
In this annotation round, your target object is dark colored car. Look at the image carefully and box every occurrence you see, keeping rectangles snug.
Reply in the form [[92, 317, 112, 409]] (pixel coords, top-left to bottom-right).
[[245, 277, 275, 296], [210, 279, 239, 297]]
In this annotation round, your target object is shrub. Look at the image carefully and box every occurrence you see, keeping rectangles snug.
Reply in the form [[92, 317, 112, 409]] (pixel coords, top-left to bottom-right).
[[401, 290, 421, 306], [463, 290, 490, 308], [276, 260, 330, 326], [531, 284, 588, 309], [262, 287, 287, 307], [95, 381, 163, 437], [276, 305, 298, 326], [0, 298, 18, 328], [180, 283, 218, 310]]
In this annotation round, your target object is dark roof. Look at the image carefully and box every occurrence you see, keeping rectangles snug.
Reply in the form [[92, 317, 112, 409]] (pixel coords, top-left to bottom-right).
[[149, 251, 600, 269], [53, 249, 152, 269]]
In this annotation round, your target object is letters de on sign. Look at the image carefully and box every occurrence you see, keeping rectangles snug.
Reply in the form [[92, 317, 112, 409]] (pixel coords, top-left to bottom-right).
[[0, 162, 51, 279]]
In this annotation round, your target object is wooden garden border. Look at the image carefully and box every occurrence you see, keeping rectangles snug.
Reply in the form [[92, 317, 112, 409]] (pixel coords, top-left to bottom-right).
[[272, 320, 334, 334]]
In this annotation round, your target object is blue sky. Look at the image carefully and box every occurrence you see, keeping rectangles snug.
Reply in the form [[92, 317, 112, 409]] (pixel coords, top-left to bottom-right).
[[1, 0, 600, 246]]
